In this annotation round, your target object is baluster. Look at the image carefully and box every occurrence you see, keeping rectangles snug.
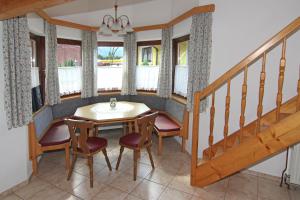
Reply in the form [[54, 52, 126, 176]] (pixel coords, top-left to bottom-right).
[[209, 92, 215, 159], [224, 80, 231, 151], [239, 66, 248, 142], [276, 38, 287, 121], [256, 53, 267, 134], [297, 65, 300, 111]]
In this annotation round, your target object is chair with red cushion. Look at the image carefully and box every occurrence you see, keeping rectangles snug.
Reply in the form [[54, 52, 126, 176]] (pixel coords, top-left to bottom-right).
[[65, 118, 112, 188], [115, 112, 158, 181], [154, 112, 183, 155]]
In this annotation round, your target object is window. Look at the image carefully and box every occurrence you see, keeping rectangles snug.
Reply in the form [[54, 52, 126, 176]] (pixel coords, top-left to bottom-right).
[[97, 42, 124, 91], [172, 35, 189, 97], [57, 39, 82, 96], [30, 33, 45, 112], [136, 41, 161, 91]]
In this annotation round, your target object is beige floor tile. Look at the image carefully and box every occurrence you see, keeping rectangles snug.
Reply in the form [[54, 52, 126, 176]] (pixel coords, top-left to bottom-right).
[[72, 179, 106, 200], [109, 173, 142, 193], [169, 174, 195, 194], [145, 168, 176, 186], [13, 178, 51, 199], [130, 179, 165, 200], [192, 187, 218, 200], [158, 187, 192, 200], [29, 185, 69, 200], [125, 194, 143, 200], [74, 162, 106, 177], [226, 173, 258, 200], [92, 185, 127, 200], [0, 194, 22, 200], [202, 179, 228, 200], [94, 167, 122, 185], [258, 177, 289, 200], [126, 163, 154, 179], [289, 186, 300, 200], [55, 171, 87, 192]]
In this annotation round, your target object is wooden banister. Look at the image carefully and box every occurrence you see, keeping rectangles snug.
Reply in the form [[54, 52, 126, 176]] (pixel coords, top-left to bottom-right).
[[194, 17, 300, 101]]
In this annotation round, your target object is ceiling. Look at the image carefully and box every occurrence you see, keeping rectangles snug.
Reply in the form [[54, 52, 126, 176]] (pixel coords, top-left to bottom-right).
[[45, 0, 154, 17]]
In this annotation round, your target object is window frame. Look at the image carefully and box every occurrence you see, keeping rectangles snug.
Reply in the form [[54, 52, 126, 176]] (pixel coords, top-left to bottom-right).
[[172, 35, 190, 99], [30, 33, 46, 107], [97, 41, 124, 93], [57, 38, 82, 97]]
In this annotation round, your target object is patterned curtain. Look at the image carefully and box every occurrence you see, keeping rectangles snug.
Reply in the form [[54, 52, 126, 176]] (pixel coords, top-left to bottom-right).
[[157, 27, 172, 98], [45, 21, 61, 105], [2, 16, 32, 129], [121, 32, 137, 95], [187, 13, 212, 112], [81, 30, 98, 98]]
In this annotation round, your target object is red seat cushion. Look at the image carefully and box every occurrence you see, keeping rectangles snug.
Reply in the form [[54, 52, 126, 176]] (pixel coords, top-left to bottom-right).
[[39, 121, 71, 147], [78, 137, 108, 153], [154, 113, 181, 132], [119, 133, 142, 148]]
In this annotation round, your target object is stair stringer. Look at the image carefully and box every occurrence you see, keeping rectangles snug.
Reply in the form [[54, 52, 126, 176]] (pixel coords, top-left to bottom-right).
[[192, 111, 300, 187]]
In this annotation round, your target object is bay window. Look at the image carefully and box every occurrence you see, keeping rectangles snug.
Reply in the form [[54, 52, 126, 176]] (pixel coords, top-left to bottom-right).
[[57, 38, 82, 96], [136, 40, 161, 91], [172, 35, 189, 97], [97, 42, 124, 92]]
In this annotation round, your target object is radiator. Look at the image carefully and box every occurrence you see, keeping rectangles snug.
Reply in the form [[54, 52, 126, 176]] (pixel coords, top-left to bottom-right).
[[287, 143, 300, 185]]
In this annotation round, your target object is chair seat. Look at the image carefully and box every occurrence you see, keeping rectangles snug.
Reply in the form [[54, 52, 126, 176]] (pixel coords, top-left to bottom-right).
[[154, 113, 181, 132], [39, 121, 71, 147], [120, 133, 145, 148], [78, 137, 107, 153]]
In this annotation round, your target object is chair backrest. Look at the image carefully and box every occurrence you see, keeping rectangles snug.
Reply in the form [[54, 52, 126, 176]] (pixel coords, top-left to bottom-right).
[[137, 112, 158, 147], [64, 118, 94, 154]]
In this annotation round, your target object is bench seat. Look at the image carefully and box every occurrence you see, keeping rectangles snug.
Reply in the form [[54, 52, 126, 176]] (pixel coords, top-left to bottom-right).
[[39, 121, 70, 147], [155, 113, 181, 132]]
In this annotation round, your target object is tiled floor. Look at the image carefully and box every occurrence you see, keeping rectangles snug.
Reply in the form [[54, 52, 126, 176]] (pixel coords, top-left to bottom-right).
[[2, 129, 300, 200]]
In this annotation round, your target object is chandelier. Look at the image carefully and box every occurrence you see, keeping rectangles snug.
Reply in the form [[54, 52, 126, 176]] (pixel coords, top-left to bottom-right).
[[99, 1, 134, 36]]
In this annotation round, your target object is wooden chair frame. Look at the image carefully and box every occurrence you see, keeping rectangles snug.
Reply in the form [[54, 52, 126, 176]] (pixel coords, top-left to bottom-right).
[[116, 112, 158, 180], [28, 119, 71, 175], [65, 119, 112, 188]]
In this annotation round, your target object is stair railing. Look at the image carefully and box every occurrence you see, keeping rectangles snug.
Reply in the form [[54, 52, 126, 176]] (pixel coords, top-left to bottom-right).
[[191, 17, 300, 183]]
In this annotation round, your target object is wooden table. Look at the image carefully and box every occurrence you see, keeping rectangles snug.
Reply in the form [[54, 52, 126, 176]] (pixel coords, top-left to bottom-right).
[[74, 101, 151, 132]]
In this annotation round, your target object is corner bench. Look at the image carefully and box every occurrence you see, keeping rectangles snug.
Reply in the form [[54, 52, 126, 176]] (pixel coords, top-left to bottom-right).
[[154, 111, 187, 155], [28, 107, 71, 175]]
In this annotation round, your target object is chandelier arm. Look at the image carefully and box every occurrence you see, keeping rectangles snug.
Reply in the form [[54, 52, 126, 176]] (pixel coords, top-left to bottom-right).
[[118, 15, 130, 27], [103, 15, 114, 27]]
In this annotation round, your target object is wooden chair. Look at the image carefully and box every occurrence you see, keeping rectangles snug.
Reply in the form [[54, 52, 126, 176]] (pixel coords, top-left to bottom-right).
[[115, 112, 158, 180], [65, 118, 112, 188]]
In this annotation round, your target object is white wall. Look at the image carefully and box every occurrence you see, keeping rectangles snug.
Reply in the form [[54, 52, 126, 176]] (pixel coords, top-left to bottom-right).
[[187, 0, 300, 177], [0, 22, 32, 193]]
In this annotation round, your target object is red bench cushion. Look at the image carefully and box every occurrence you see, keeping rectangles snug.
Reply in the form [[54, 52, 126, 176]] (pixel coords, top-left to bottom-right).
[[155, 113, 181, 132], [78, 137, 107, 153], [39, 121, 71, 147]]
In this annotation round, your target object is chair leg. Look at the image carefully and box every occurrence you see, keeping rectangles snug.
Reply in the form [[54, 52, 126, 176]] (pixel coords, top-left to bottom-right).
[[115, 146, 124, 170], [133, 150, 138, 181], [88, 156, 93, 188], [146, 146, 155, 169], [181, 137, 186, 153], [158, 135, 163, 155], [32, 156, 38, 175], [102, 149, 112, 171], [65, 143, 70, 170], [67, 153, 77, 180]]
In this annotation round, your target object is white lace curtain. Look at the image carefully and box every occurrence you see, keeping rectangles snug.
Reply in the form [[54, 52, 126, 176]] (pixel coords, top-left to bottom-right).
[[136, 66, 159, 91], [187, 13, 212, 112], [58, 67, 82, 95], [2, 16, 32, 129], [174, 65, 188, 97]]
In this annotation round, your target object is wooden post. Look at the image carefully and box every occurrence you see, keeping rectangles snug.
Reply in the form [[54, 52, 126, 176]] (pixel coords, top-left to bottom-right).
[[223, 80, 231, 151], [276, 38, 287, 121], [256, 53, 267, 134], [239, 66, 248, 142], [209, 92, 215, 159]]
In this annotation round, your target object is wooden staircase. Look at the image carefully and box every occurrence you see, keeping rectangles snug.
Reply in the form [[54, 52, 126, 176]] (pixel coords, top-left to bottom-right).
[[191, 17, 300, 187]]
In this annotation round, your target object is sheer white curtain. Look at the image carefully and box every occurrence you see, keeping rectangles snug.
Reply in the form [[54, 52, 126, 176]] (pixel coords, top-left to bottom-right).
[[58, 67, 82, 95], [97, 65, 123, 90], [174, 65, 188, 97], [31, 67, 40, 88], [136, 66, 159, 91]]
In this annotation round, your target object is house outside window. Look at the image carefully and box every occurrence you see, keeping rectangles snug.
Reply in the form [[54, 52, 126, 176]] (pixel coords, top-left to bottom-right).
[[57, 39, 82, 96], [136, 41, 161, 91], [97, 42, 124, 91]]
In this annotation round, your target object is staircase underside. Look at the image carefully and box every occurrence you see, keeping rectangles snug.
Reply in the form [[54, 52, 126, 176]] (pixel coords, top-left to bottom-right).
[[192, 97, 300, 187]]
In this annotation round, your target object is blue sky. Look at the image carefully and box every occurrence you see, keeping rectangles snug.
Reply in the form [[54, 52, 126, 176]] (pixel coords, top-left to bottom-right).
[[97, 47, 124, 57]]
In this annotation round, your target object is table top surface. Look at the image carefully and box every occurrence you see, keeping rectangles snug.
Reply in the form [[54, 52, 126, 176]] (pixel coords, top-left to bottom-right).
[[74, 101, 150, 123]]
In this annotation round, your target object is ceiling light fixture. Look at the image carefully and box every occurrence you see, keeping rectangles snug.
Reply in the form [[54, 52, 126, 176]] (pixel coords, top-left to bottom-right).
[[99, 0, 134, 36]]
